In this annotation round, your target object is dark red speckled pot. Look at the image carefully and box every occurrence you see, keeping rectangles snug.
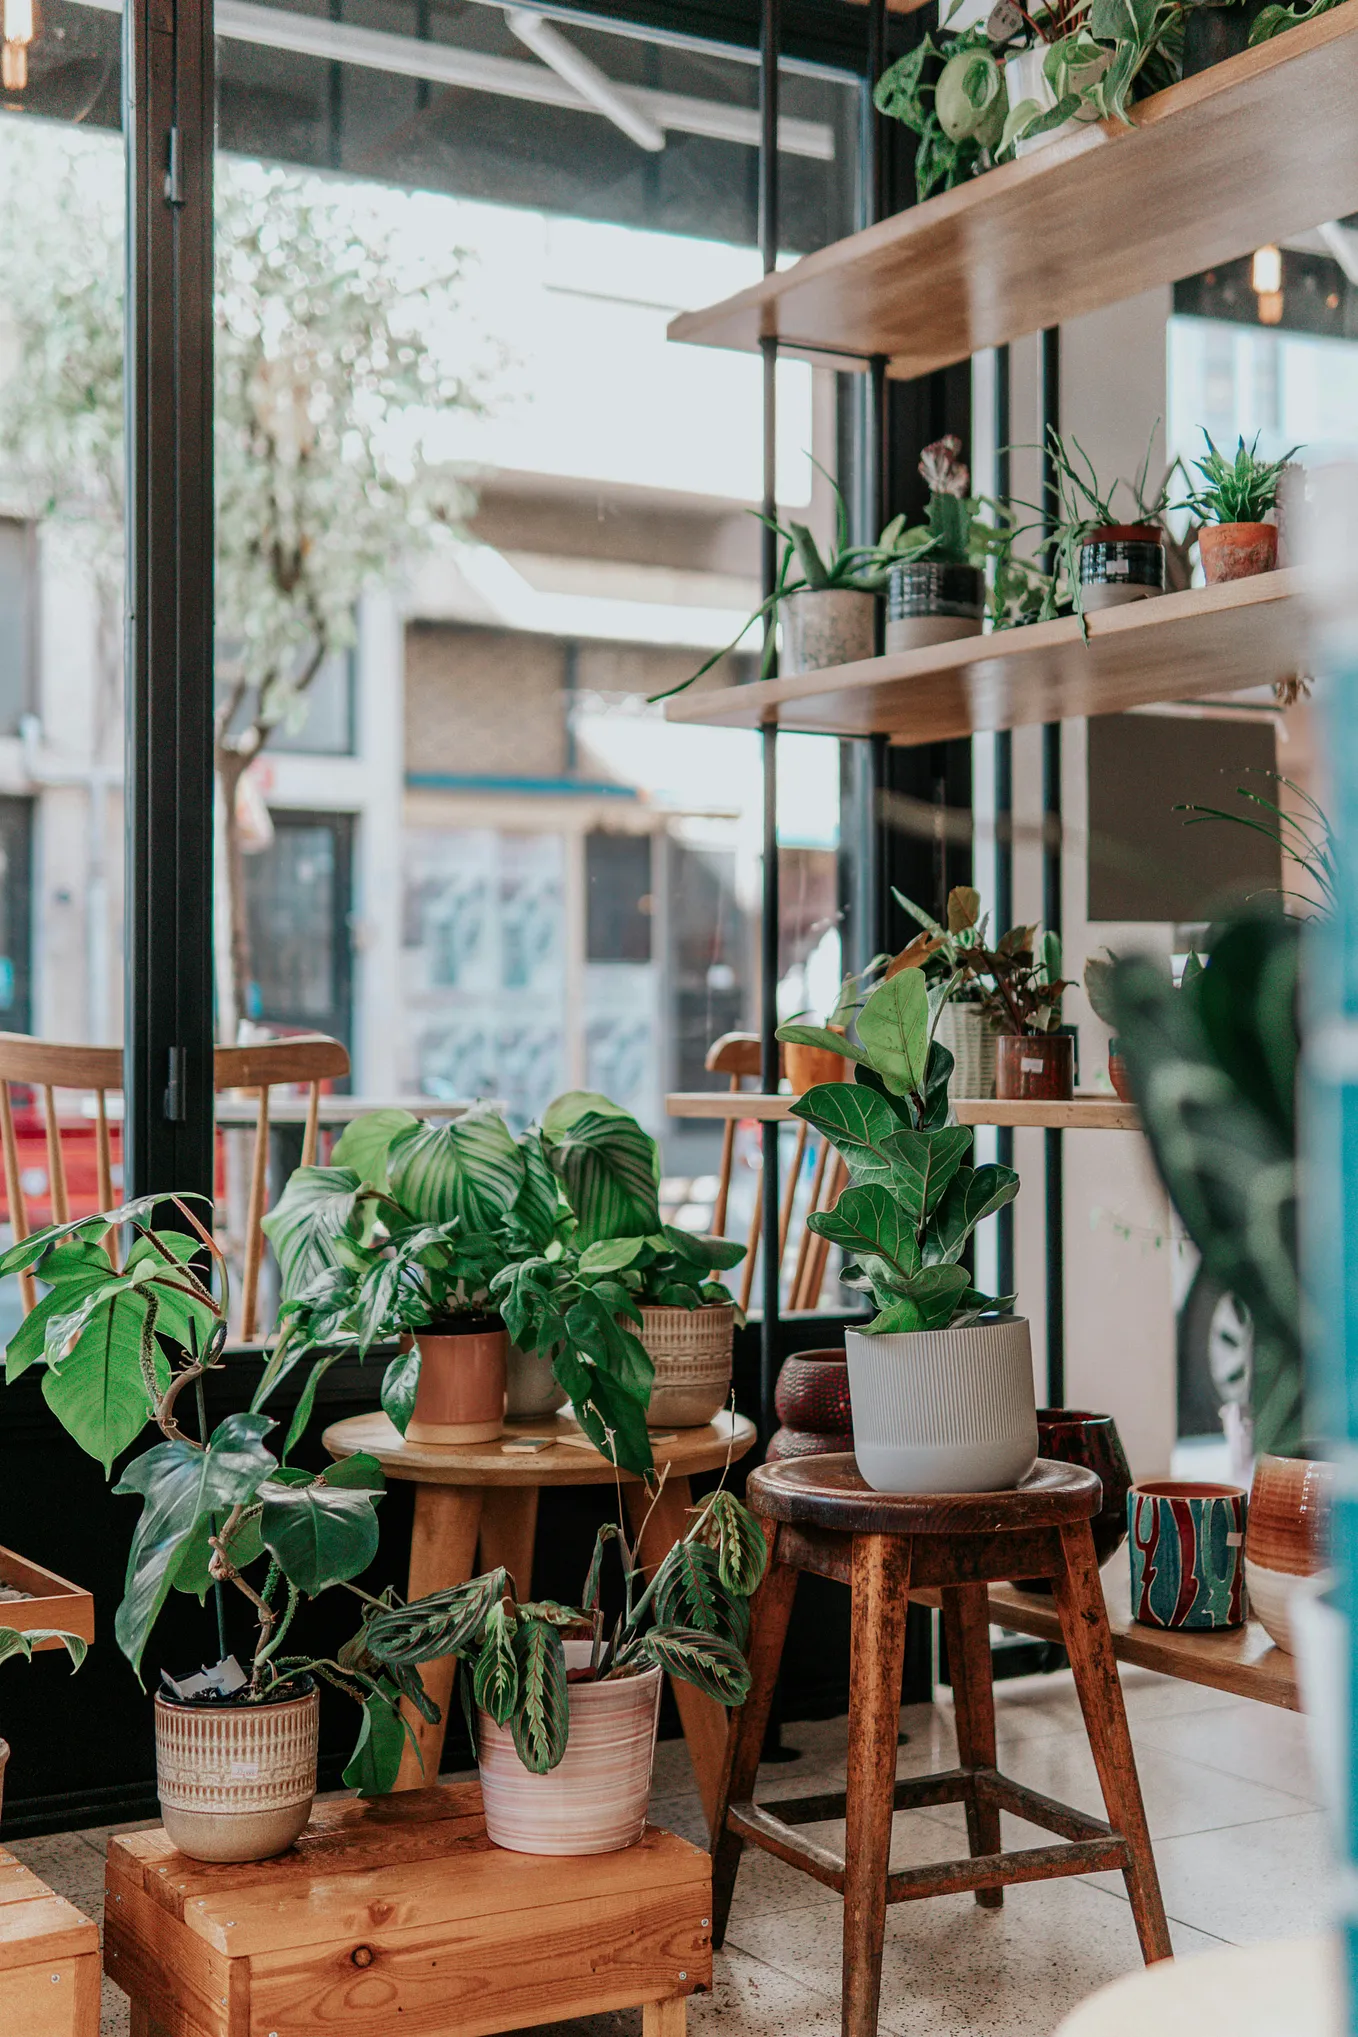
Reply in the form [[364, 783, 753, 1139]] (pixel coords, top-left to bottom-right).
[[768, 1347, 854, 1461]]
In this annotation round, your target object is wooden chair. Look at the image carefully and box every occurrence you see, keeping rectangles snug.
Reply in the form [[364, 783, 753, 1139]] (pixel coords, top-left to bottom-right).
[[0, 1031, 349, 1338], [704, 1032, 847, 1314], [710, 1456, 1172, 2037]]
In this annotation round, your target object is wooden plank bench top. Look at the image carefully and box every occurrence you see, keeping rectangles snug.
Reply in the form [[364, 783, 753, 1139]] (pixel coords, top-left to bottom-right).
[[105, 1781, 712, 2037], [0, 1845, 99, 2036]]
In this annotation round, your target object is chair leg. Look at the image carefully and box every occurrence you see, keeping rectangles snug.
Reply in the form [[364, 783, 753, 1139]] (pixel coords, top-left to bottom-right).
[[941, 1583, 1003, 1910], [842, 1533, 911, 2037], [710, 1525, 799, 1948], [1052, 1520, 1173, 1964]]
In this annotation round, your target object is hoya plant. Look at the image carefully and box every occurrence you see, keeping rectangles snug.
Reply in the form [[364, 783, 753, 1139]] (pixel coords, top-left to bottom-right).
[[352, 1480, 766, 1774], [0, 1198, 419, 1790], [777, 967, 1018, 1334]]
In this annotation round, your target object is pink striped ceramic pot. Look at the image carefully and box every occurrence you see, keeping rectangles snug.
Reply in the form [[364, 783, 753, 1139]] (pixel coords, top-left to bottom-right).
[[478, 1643, 662, 1856]]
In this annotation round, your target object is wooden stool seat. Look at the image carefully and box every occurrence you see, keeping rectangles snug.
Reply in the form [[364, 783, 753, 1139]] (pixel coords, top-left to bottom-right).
[[0, 1846, 99, 2036], [711, 1456, 1172, 2037]]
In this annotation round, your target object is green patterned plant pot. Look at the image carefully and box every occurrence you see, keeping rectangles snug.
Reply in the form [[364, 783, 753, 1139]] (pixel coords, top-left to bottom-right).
[[1128, 1479, 1248, 1630]]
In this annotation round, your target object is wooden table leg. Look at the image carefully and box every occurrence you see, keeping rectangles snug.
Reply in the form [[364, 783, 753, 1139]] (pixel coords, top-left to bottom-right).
[[626, 1473, 730, 1835], [942, 1582, 1003, 1910], [643, 1999, 687, 2037], [479, 1486, 539, 1600], [394, 1484, 485, 1791], [1053, 1519, 1173, 1965], [711, 1521, 798, 1946], [843, 1533, 911, 2037]]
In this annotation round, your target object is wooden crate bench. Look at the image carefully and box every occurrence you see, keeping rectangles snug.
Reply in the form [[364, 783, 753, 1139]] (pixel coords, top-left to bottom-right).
[[104, 1781, 711, 2037], [0, 1845, 99, 2037]]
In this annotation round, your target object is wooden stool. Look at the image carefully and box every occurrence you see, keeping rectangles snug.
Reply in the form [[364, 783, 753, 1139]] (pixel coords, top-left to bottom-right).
[[0, 1845, 99, 2036], [711, 1456, 1172, 2037], [104, 1782, 711, 2037]]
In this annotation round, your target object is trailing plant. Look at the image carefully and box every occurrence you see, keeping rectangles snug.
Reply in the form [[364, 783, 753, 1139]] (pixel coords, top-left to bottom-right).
[[895, 883, 1072, 1035], [999, 0, 1184, 156], [875, 25, 1008, 202], [777, 966, 1018, 1333], [354, 1478, 767, 1774], [1250, 0, 1343, 42], [1183, 429, 1300, 525], [1106, 914, 1302, 1458], [0, 1198, 419, 1790]]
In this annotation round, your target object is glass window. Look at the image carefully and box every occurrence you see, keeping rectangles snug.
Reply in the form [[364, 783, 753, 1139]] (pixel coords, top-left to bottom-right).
[[243, 811, 354, 1050]]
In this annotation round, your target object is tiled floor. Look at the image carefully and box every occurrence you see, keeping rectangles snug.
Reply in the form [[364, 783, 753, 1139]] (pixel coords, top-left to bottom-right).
[[17, 1663, 1328, 2037]]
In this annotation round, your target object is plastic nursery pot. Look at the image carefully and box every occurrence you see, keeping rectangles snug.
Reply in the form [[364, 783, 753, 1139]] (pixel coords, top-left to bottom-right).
[[406, 1318, 508, 1445], [154, 1681, 320, 1863], [1107, 1038, 1133, 1102], [934, 1004, 997, 1100], [1244, 1453, 1332, 1653], [884, 562, 985, 654], [779, 588, 876, 676], [845, 1316, 1038, 1495], [995, 1032, 1074, 1102], [1079, 526, 1165, 612], [1199, 521, 1278, 584], [768, 1346, 854, 1461], [638, 1301, 733, 1428], [478, 1642, 662, 1855], [1005, 43, 1108, 156], [1181, 0, 1271, 76], [1014, 1409, 1132, 1590]]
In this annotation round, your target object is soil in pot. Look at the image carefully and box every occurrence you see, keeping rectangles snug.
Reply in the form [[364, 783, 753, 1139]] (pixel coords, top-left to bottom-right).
[[406, 1314, 508, 1445], [1199, 521, 1278, 584], [1079, 526, 1165, 611], [769, 1346, 854, 1460], [154, 1678, 319, 1862], [639, 1302, 733, 1428], [846, 1316, 1038, 1495], [996, 1033, 1074, 1101], [1245, 1453, 1331, 1653], [780, 588, 876, 676], [885, 561, 984, 655], [478, 1643, 662, 1855], [1015, 1408, 1132, 1590]]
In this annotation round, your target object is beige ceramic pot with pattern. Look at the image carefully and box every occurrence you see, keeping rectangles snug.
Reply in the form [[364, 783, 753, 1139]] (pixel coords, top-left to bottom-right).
[[640, 1302, 733, 1428], [154, 1683, 319, 1862]]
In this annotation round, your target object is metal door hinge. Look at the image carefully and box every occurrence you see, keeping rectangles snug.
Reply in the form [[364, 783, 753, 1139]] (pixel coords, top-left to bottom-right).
[[164, 1047, 187, 1122], [165, 128, 184, 207]]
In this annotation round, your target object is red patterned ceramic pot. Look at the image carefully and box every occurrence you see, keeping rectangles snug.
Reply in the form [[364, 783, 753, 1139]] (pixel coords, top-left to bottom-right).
[[770, 1347, 854, 1461], [1244, 1453, 1331, 1653]]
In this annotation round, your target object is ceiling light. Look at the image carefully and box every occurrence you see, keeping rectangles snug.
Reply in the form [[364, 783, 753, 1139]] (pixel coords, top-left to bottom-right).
[[1251, 245, 1282, 295], [2, 0, 33, 90]]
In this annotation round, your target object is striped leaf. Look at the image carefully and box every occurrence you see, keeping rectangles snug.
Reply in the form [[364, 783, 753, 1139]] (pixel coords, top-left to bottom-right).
[[510, 1617, 570, 1774], [640, 1625, 750, 1706], [262, 1165, 366, 1297], [653, 1538, 748, 1649], [388, 1108, 525, 1231], [689, 1490, 768, 1598], [474, 1602, 520, 1725], [365, 1569, 507, 1666], [547, 1109, 660, 1247]]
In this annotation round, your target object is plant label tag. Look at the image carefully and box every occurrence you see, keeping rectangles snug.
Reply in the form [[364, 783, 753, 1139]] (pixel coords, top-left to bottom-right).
[[1021, 1057, 1044, 1073], [986, 1, 1024, 42], [229, 1760, 261, 1780], [1227, 1531, 1243, 1546]]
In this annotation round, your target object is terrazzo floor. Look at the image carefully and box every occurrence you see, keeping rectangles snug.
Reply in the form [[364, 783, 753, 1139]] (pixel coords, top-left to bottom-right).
[[17, 1661, 1328, 2037]]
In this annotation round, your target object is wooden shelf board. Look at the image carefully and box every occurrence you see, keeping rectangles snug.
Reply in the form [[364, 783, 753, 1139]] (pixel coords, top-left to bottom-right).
[[666, 1092, 1139, 1129], [668, 9, 1358, 378], [664, 573, 1302, 741]]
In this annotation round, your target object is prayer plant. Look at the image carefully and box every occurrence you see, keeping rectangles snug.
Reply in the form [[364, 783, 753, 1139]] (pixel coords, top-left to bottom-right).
[[777, 966, 1018, 1334], [354, 1478, 766, 1774]]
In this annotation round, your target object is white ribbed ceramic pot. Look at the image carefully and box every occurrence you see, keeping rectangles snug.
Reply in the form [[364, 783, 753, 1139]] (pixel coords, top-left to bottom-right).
[[640, 1302, 733, 1428], [846, 1316, 1038, 1494], [478, 1644, 662, 1856], [780, 589, 876, 676], [935, 1005, 997, 1100], [1006, 44, 1108, 155], [154, 1684, 319, 1862]]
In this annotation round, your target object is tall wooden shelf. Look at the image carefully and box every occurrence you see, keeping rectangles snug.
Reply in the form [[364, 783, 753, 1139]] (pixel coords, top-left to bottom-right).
[[669, 7, 1358, 379], [664, 571, 1300, 740], [666, 1092, 1139, 1129]]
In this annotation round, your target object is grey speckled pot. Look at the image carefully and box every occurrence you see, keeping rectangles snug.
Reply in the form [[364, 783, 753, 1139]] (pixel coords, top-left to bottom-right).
[[780, 589, 876, 675]]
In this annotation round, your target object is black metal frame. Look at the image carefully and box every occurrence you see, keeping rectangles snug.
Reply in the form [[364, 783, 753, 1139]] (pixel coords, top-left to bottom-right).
[[123, 0, 216, 1205]]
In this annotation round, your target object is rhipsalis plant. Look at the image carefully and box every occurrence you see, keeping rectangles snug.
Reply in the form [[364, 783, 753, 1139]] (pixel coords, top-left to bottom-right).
[[778, 966, 1018, 1334], [353, 1479, 766, 1774]]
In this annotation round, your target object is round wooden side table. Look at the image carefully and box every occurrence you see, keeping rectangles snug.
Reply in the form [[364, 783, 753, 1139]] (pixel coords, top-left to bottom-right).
[[324, 1407, 757, 1824]]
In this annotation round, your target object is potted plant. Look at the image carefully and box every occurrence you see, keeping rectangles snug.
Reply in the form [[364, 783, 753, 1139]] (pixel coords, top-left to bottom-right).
[[999, 0, 1183, 157], [777, 950, 899, 1092], [1183, 430, 1301, 583], [888, 883, 998, 1098], [873, 20, 1008, 201], [1084, 946, 1202, 1098], [879, 439, 990, 653], [895, 886, 1073, 1099], [355, 1480, 765, 1854], [0, 1624, 86, 1825], [1034, 428, 1176, 623], [774, 967, 1027, 1492], [0, 1198, 416, 1859]]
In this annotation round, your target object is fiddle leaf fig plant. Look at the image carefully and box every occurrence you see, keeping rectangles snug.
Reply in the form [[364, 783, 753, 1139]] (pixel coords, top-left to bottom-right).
[[780, 968, 1018, 1334]]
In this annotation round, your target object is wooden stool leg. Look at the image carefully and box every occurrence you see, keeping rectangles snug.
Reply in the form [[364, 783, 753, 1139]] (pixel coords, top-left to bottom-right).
[[941, 1583, 1003, 1910], [394, 1485, 484, 1790], [843, 1533, 911, 2037], [479, 1486, 539, 1600], [627, 1473, 730, 1837], [1052, 1520, 1173, 1964], [710, 1524, 799, 1947], [643, 1999, 687, 2037]]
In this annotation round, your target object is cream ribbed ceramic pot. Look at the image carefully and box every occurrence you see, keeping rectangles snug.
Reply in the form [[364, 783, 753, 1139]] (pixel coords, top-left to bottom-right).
[[846, 1316, 1038, 1494], [154, 1684, 319, 1862], [640, 1303, 733, 1428], [478, 1643, 662, 1856]]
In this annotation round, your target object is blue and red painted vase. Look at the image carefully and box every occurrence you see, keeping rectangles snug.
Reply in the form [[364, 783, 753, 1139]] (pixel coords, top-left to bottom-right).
[[1128, 1479, 1248, 1629]]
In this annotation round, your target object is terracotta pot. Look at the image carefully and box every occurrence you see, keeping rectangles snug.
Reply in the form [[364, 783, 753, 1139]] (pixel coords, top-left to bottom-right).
[[506, 1344, 566, 1420], [478, 1643, 662, 1855], [1015, 1409, 1133, 1591], [935, 1004, 997, 1100], [639, 1303, 733, 1428], [1108, 1040, 1132, 1102], [1244, 1453, 1331, 1653], [779, 588, 876, 676], [154, 1683, 319, 1862], [1199, 521, 1278, 583], [769, 1346, 854, 1459], [784, 1040, 848, 1094], [996, 1032, 1074, 1101], [406, 1323, 508, 1445]]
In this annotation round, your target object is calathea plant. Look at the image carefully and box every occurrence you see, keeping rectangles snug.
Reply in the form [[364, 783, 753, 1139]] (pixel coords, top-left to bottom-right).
[[778, 968, 1018, 1333], [353, 1481, 766, 1774]]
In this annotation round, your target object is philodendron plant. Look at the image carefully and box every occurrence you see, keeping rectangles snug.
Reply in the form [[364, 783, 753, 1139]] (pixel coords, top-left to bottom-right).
[[0, 1198, 420, 1789], [778, 967, 1018, 1333], [353, 1481, 765, 1774]]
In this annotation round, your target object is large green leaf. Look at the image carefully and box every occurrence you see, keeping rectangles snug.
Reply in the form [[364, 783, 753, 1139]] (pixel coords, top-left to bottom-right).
[[114, 1413, 277, 1678], [548, 1109, 661, 1247], [774, 1022, 871, 1067], [262, 1166, 366, 1298], [806, 1183, 922, 1282], [332, 1109, 419, 1193], [789, 1083, 906, 1188], [512, 1131, 562, 1252], [172, 1507, 264, 1600], [640, 1625, 749, 1705], [866, 1265, 971, 1334], [659, 1226, 746, 1273], [510, 1617, 570, 1774], [541, 1090, 632, 1139], [570, 1363, 654, 1477], [926, 1164, 1019, 1265], [388, 1107, 524, 1230], [5, 1239, 120, 1383], [0, 1627, 87, 1672], [342, 1682, 410, 1793], [578, 1237, 645, 1276], [881, 1125, 972, 1221], [259, 1473, 382, 1595], [856, 969, 930, 1099], [380, 1345, 423, 1437], [564, 1291, 654, 1403], [42, 1284, 173, 1473]]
